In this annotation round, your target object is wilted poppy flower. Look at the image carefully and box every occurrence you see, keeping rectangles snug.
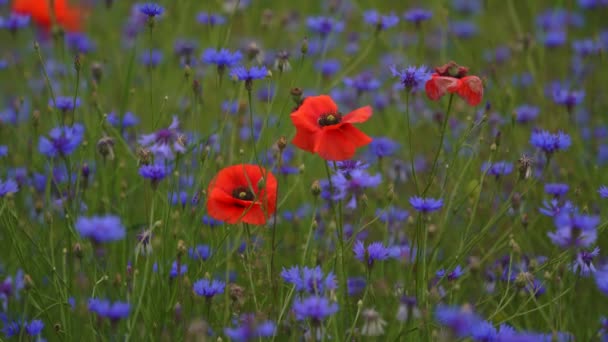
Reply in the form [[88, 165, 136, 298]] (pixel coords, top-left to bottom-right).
[[12, 0, 86, 32], [290, 95, 373, 161], [425, 61, 483, 106], [206, 164, 277, 225]]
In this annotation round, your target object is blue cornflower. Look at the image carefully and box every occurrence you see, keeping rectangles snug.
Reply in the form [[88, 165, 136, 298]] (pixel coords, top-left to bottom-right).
[[315, 59, 341, 77], [140, 49, 163, 67], [25, 320, 44, 336], [335, 160, 369, 175], [377, 206, 409, 226], [0, 178, 18, 198], [452, 0, 482, 14], [572, 39, 602, 57], [230, 65, 267, 87], [173, 39, 197, 58], [106, 302, 131, 321], [409, 196, 443, 213], [434, 304, 482, 338], [368, 137, 400, 158], [202, 215, 223, 227], [543, 30, 567, 48], [539, 199, 574, 217], [66, 32, 95, 54], [52, 96, 81, 112], [552, 87, 585, 110], [197, 12, 226, 26], [76, 215, 126, 243], [0, 14, 30, 32], [139, 164, 168, 185], [1, 318, 20, 338], [599, 186, 608, 198], [530, 129, 571, 155], [470, 320, 497, 341], [292, 296, 338, 322], [138, 3, 164, 17], [363, 10, 399, 30], [596, 265, 608, 295], [450, 21, 478, 39], [326, 169, 382, 209], [281, 266, 337, 294], [169, 261, 187, 278], [353, 240, 390, 267], [0, 145, 6, 157], [193, 279, 225, 298], [347, 277, 366, 296], [548, 212, 599, 248], [481, 161, 513, 177], [572, 247, 600, 276], [390, 65, 431, 92], [202, 48, 242, 70], [38, 124, 85, 157], [107, 111, 140, 128], [224, 314, 276, 341], [513, 104, 540, 123], [307, 16, 344, 38], [436, 265, 465, 281], [403, 8, 433, 25], [343, 71, 381, 93], [544, 183, 569, 197], [139, 116, 185, 159], [189, 245, 211, 261]]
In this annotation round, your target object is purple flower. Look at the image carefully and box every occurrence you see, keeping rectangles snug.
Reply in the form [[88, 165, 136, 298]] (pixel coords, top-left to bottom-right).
[[481, 161, 513, 177], [66, 32, 95, 54], [140, 49, 163, 67], [326, 169, 382, 209], [470, 320, 497, 341], [552, 87, 585, 110], [347, 277, 366, 296], [138, 116, 185, 159], [292, 296, 338, 322], [192, 279, 225, 298], [390, 65, 431, 92], [0, 14, 30, 32], [436, 265, 465, 281], [596, 265, 608, 295], [138, 3, 164, 17], [343, 71, 381, 93], [89, 298, 130, 321], [281, 266, 337, 294], [230, 65, 267, 82], [434, 305, 482, 337], [363, 10, 399, 30], [0, 178, 18, 197], [548, 212, 599, 248], [189, 245, 211, 261], [76, 215, 126, 243], [544, 183, 569, 197], [450, 21, 478, 39], [25, 320, 44, 336], [224, 314, 276, 341], [307, 16, 344, 37], [315, 59, 341, 77], [52, 96, 81, 112], [403, 8, 432, 24], [530, 129, 571, 154], [202, 48, 242, 69], [572, 247, 600, 276], [107, 111, 140, 128], [353, 241, 390, 267], [368, 137, 400, 158], [599, 186, 608, 198], [139, 164, 168, 184], [409, 196, 443, 213], [197, 12, 226, 26], [38, 124, 85, 157], [539, 199, 574, 217], [514, 104, 539, 123]]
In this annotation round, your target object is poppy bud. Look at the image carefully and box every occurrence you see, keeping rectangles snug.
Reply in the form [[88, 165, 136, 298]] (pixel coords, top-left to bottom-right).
[[277, 136, 287, 151], [23, 274, 34, 290], [515, 272, 534, 289], [301, 37, 308, 55], [97, 136, 115, 161], [311, 180, 321, 197], [73, 243, 83, 259], [91, 62, 103, 83]]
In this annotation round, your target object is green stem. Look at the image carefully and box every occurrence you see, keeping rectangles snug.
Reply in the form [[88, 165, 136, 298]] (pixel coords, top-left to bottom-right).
[[423, 94, 454, 196], [405, 91, 420, 195]]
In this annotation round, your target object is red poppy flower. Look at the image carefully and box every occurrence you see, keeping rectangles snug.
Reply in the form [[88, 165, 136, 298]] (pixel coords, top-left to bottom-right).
[[206, 164, 277, 226], [425, 61, 483, 106], [12, 0, 86, 32], [290, 95, 372, 161]]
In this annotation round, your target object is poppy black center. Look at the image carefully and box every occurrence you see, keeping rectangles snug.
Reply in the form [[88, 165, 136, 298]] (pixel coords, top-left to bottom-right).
[[232, 186, 255, 201], [318, 112, 342, 127]]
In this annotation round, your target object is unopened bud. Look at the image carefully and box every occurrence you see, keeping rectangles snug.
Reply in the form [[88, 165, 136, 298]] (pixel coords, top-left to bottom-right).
[[311, 180, 321, 197]]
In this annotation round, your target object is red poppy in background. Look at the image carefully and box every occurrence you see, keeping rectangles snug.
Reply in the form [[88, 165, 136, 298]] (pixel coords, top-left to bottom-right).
[[206, 164, 277, 226], [425, 61, 483, 106], [12, 0, 86, 32], [290, 95, 372, 161]]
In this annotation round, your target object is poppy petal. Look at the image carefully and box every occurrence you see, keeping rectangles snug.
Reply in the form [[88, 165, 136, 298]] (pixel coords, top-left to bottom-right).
[[314, 129, 357, 161], [342, 106, 372, 124], [456, 76, 484, 106], [425, 75, 459, 101]]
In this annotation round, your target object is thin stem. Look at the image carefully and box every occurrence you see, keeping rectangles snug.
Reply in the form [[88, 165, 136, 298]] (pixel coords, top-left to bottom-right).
[[405, 91, 420, 194], [423, 94, 454, 195], [247, 89, 260, 165]]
